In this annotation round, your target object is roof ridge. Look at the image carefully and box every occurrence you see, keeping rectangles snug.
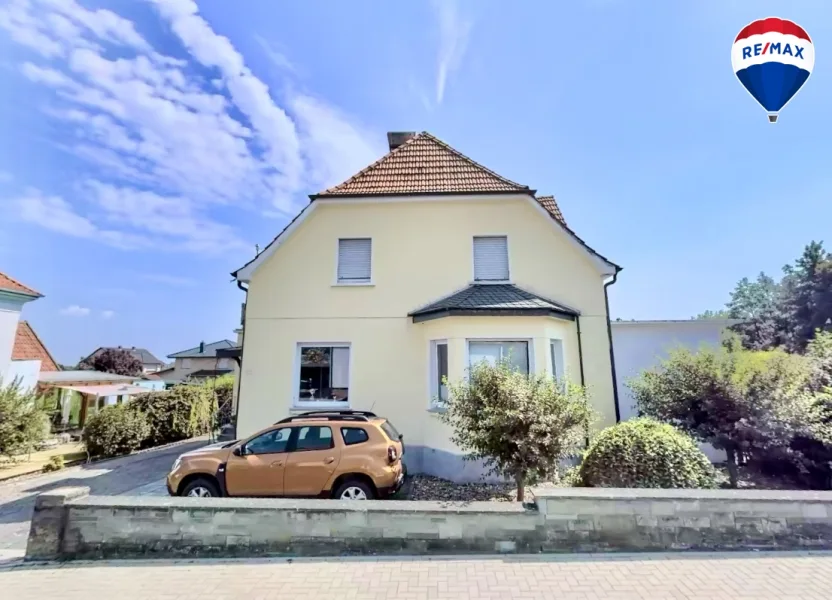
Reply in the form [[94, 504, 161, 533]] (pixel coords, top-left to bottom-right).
[[317, 132, 427, 196], [419, 132, 529, 191], [314, 131, 530, 197]]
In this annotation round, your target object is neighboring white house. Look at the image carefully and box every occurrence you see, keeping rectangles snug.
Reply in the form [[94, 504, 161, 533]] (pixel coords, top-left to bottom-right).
[[160, 340, 237, 383], [611, 319, 735, 461], [0, 271, 53, 391]]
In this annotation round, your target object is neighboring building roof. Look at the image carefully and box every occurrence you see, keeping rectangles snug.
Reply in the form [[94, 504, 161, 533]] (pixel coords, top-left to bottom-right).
[[168, 340, 236, 359], [83, 347, 165, 366], [536, 195, 566, 225], [11, 321, 59, 371], [409, 284, 580, 323], [0, 271, 41, 298], [38, 370, 136, 384], [53, 383, 158, 397], [187, 369, 233, 379], [313, 132, 532, 198]]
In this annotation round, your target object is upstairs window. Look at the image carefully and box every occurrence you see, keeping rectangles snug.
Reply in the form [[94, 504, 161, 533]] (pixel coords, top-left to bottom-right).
[[337, 238, 372, 283], [473, 236, 509, 281]]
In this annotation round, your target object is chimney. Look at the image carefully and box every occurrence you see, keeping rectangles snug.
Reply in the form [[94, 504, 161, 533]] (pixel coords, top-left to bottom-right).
[[199, 341, 205, 354], [387, 131, 417, 151]]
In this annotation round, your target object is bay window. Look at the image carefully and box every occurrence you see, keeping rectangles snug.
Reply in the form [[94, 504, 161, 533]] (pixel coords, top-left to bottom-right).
[[468, 340, 529, 373]]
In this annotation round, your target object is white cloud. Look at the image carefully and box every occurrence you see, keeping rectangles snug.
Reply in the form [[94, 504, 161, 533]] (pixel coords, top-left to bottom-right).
[[254, 35, 296, 74], [60, 304, 90, 317], [1, 0, 380, 252], [433, 0, 472, 104], [140, 273, 197, 287], [101, 310, 115, 319]]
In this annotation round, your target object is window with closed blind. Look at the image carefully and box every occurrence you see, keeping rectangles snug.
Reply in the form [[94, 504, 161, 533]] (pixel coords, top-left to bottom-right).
[[337, 238, 372, 283], [473, 236, 509, 281]]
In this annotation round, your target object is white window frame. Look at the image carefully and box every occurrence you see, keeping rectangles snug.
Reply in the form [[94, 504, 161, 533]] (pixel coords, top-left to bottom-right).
[[428, 339, 449, 409], [293, 342, 352, 409], [550, 338, 565, 384], [471, 235, 511, 284], [334, 238, 374, 286], [465, 338, 533, 375], [217, 358, 230, 369]]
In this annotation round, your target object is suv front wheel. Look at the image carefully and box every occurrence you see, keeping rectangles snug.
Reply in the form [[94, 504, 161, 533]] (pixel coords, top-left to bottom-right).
[[181, 477, 220, 498], [334, 479, 374, 500]]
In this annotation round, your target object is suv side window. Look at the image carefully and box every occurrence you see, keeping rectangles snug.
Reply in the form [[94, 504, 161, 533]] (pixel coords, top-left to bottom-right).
[[245, 427, 291, 455], [341, 427, 369, 446], [294, 426, 333, 451]]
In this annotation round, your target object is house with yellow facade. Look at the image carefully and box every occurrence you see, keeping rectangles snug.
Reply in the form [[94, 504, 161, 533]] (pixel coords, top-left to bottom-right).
[[232, 131, 622, 481]]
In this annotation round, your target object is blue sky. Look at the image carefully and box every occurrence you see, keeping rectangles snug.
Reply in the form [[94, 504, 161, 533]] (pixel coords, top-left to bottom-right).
[[1, 0, 830, 364]]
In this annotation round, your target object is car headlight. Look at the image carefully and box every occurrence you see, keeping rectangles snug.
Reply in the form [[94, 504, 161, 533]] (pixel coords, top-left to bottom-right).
[[171, 457, 182, 472]]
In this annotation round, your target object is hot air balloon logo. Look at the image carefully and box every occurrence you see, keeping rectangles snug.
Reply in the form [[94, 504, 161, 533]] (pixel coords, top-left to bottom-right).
[[731, 17, 814, 122]]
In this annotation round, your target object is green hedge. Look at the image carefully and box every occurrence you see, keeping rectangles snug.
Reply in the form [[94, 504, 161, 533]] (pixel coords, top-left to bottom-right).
[[576, 418, 716, 489], [129, 385, 215, 447], [82, 405, 150, 458]]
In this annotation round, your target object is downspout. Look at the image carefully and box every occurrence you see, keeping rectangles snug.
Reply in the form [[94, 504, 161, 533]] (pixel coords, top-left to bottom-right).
[[604, 271, 621, 422], [233, 280, 249, 438], [576, 315, 588, 448]]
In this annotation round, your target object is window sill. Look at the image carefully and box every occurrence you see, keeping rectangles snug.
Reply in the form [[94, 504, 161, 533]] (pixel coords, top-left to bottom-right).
[[427, 406, 447, 414], [291, 404, 350, 413], [470, 280, 512, 285], [332, 281, 375, 287]]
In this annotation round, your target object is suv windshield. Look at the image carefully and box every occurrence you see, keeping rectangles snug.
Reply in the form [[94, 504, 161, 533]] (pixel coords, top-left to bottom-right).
[[380, 420, 401, 441]]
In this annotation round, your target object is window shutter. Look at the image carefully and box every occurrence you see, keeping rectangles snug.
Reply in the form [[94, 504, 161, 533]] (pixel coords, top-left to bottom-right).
[[337, 238, 372, 282], [473, 236, 509, 281]]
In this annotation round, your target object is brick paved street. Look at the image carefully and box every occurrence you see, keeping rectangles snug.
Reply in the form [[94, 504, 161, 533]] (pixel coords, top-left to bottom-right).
[[0, 439, 205, 557], [1, 552, 830, 599]]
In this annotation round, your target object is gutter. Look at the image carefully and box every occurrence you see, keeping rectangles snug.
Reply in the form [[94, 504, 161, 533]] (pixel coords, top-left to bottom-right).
[[604, 271, 622, 422]]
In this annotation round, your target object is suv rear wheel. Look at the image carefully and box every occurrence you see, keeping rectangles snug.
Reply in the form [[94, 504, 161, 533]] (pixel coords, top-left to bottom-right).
[[334, 479, 374, 500], [181, 477, 220, 498]]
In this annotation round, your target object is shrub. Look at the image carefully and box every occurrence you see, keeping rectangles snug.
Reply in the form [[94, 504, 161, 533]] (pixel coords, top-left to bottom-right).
[[42, 454, 65, 472], [129, 385, 215, 447], [629, 338, 830, 486], [209, 374, 235, 428], [438, 358, 594, 501], [82, 405, 150, 458], [0, 378, 50, 459], [576, 418, 716, 489]]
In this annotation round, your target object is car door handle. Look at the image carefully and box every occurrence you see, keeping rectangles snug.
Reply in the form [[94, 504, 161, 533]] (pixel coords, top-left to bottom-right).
[[324, 457, 336, 464], [270, 461, 284, 468]]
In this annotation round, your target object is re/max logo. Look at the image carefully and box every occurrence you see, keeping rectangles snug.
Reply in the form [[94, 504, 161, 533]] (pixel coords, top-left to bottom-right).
[[742, 42, 805, 59]]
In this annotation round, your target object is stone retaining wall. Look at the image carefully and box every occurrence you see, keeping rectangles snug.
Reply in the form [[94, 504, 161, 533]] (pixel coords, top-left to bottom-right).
[[26, 486, 832, 560]]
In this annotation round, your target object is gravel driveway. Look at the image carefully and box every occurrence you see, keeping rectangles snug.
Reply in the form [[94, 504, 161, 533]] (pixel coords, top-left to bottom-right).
[[0, 439, 206, 557]]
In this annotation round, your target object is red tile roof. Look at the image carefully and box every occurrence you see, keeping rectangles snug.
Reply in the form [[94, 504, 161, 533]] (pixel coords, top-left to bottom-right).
[[12, 321, 59, 371], [314, 132, 531, 197], [536, 195, 566, 225], [0, 272, 41, 297]]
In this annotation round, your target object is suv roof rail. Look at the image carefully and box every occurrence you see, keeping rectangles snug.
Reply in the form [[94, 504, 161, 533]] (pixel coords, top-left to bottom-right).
[[274, 410, 377, 425]]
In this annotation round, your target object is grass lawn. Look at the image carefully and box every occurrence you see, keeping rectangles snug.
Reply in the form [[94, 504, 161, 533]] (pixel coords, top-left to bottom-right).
[[0, 442, 86, 481]]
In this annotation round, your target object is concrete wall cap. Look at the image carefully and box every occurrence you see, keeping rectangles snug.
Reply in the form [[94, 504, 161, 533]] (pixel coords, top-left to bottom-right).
[[34, 486, 91, 508], [530, 487, 832, 502]]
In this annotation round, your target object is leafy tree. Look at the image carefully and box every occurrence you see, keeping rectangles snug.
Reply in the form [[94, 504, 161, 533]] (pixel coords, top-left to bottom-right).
[[0, 379, 50, 459], [79, 348, 143, 377], [727, 273, 781, 320], [692, 309, 730, 320], [629, 339, 830, 487], [437, 359, 593, 501]]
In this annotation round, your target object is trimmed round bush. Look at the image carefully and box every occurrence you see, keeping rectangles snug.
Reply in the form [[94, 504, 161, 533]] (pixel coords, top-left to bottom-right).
[[576, 418, 716, 488], [82, 404, 150, 458]]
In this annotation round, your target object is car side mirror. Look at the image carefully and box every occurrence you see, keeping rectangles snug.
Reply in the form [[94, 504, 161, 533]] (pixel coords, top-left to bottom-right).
[[233, 446, 244, 457]]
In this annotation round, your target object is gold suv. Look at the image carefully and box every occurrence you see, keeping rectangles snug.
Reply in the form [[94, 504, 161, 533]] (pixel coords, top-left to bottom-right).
[[166, 410, 405, 500]]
